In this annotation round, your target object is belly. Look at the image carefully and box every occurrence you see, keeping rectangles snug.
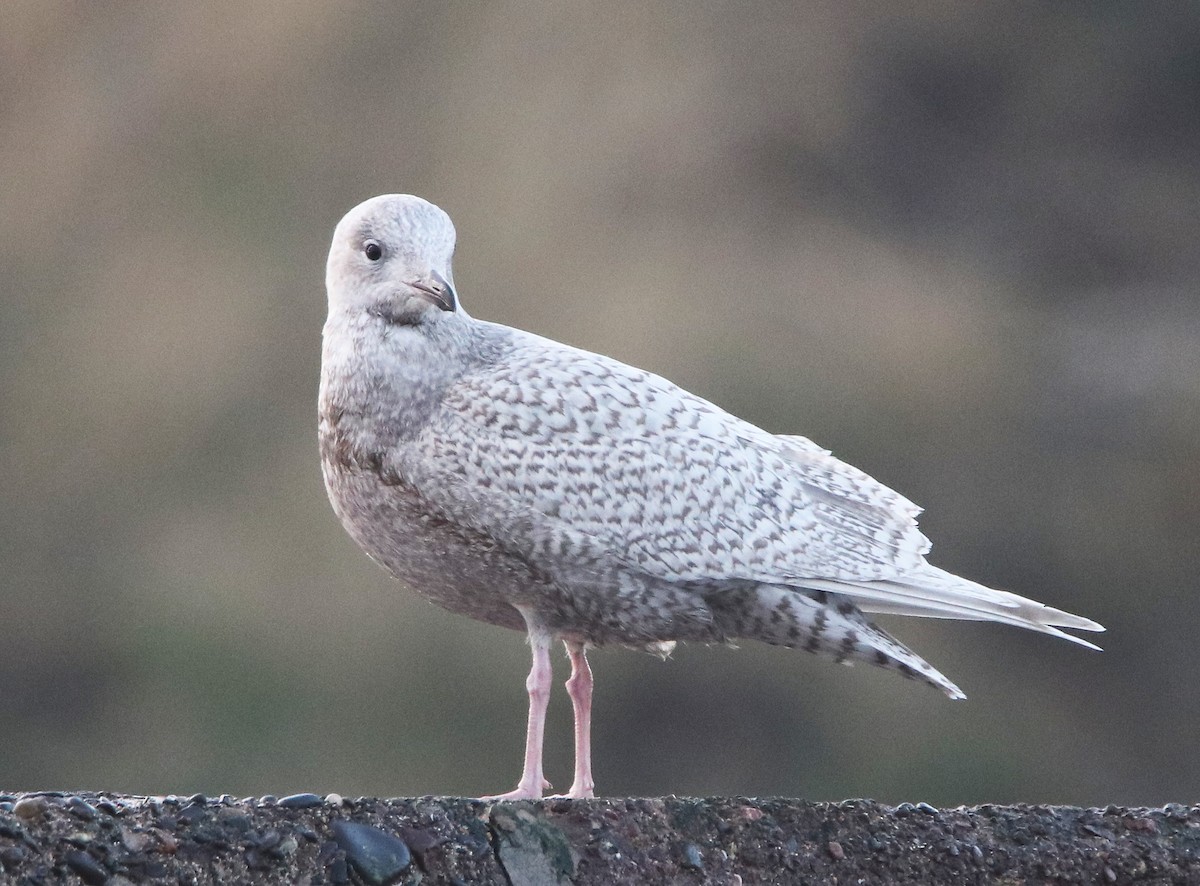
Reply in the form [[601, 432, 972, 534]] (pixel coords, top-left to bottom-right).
[[321, 455, 726, 648]]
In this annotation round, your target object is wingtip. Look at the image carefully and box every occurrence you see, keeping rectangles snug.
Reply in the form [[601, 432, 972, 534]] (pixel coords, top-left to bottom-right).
[[1046, 625, 1104, 652], [1043, 608, 1105, 633]]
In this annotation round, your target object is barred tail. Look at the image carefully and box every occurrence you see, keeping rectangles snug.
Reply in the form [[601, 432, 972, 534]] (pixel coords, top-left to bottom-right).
[[707, 583, 965, 699]]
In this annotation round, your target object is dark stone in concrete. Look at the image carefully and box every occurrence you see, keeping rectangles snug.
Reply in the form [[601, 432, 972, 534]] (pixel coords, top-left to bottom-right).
[[331, 819, 411, 885], [64, 849, 107, 884]]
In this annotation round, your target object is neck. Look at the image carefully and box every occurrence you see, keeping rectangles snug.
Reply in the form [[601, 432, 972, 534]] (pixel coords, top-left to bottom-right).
[[319, 309, 507, 450]]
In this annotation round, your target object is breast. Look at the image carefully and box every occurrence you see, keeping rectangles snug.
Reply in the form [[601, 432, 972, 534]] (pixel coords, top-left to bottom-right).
[[321, 445, 540, 633]]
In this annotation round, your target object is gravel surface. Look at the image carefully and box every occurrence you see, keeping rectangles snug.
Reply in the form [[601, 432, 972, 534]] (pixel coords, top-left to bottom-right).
[[1, 791, 1197, 884]]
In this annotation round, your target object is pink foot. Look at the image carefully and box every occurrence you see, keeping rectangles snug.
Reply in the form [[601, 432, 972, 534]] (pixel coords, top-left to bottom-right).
[[480, 777, 553, 802], [547, 787, 595, 800]]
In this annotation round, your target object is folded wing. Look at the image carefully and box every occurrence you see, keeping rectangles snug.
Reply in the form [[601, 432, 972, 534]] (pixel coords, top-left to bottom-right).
[[400, 334, 1102, 645]]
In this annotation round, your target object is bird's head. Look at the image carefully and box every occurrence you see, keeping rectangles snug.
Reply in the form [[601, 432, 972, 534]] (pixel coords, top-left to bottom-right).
[[326, 194, 461, 326]]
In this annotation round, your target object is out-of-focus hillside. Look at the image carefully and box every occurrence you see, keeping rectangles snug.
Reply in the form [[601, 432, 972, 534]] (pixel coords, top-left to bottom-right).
[[1, 3, 1197, 805]]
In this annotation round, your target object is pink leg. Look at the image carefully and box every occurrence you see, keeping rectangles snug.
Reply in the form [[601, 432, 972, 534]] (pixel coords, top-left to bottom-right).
[[562, 641, 595, 799], [481, 626, 553, 801]]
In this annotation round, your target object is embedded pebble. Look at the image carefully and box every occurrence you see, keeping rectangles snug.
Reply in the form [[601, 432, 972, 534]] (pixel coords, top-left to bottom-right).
[[1, 845, 27, 866], [157, 829, 179, 853], [12, 797, 47, 820], [681, 842, 704, 870], [67, 798, 99, 821], [178, 804, 209, 825], [397, 824, 443, 861], [121, 826, 153, 853], [64, 849, 107, 885], [827, 840, 845, 860], [331, 820, 411, 885], [279, 792, 324, 809], [216, 808, 252, 833], [737, 805, 764, 823]]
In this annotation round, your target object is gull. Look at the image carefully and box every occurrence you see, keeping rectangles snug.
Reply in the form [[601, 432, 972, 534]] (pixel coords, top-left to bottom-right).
[[318, 194, 1104, 799]]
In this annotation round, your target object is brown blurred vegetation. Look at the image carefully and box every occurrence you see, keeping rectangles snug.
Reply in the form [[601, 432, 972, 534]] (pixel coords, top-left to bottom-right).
[[2, 3, 1198, 806]]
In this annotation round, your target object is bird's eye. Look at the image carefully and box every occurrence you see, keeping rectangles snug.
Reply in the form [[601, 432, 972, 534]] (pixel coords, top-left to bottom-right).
[[363, 240, 383, 261]]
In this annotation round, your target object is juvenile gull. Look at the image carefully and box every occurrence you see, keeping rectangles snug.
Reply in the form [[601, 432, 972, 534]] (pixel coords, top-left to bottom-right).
[[319, 194, 1104, 799]]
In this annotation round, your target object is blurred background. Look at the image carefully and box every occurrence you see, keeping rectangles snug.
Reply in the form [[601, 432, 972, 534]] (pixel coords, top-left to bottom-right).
[[2, 2, 1198, 808]]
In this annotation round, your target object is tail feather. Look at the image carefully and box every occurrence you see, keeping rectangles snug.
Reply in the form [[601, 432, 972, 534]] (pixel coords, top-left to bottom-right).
[[799, 564, 1104, 651], [708, 583, 966, 699]]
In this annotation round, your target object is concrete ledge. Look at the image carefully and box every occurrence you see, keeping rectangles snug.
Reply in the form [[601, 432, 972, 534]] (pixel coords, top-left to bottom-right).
[[1, 791, 1194, 884]]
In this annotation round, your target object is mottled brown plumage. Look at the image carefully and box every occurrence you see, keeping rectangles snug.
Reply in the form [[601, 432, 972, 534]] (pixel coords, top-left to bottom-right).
[[320, 194, 1104, 798]]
